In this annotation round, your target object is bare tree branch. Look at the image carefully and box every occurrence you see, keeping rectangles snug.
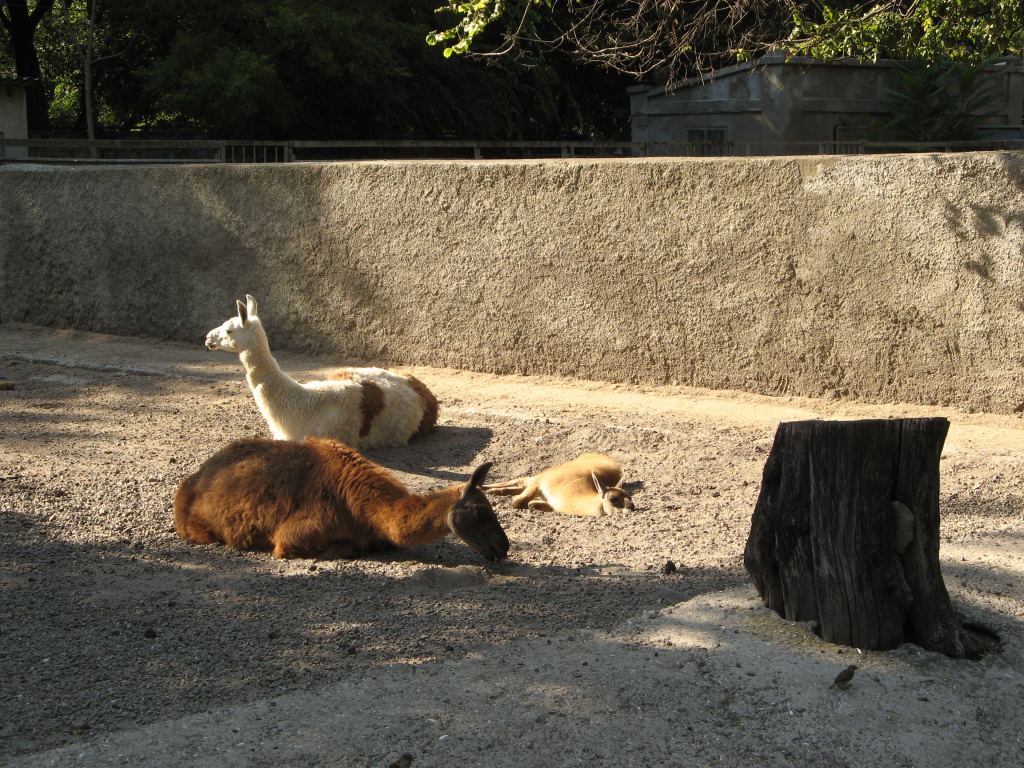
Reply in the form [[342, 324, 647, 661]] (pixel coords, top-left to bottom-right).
[[467, 0, 802, 86], [91, 45, 128, 65]]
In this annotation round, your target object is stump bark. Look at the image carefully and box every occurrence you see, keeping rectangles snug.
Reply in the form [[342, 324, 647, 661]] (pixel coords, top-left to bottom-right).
[[744, 418, 998, 658]]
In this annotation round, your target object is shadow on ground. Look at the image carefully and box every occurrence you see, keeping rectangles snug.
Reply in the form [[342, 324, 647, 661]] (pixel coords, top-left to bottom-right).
[[0, 506, 741, 757]]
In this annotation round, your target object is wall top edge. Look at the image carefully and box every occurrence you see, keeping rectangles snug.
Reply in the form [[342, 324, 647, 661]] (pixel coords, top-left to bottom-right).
[[2, 151, 1024, 175]]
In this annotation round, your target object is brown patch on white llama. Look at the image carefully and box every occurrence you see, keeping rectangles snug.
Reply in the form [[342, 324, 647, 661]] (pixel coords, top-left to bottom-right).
[[400, 373, 439, 436], [359, 381, 385, 438], [173, 438, 508, 561]]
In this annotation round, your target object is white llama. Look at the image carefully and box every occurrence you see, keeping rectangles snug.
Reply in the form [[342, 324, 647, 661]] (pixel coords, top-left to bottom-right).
[[204, 295, 437, 448]]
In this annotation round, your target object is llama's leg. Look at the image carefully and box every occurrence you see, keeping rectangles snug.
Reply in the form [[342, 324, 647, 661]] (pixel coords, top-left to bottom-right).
[[177, 515, 219, 545], [173, 502, 219, 545], [271, 516, 328, 559], [363, 539, 398, 555], [317, 540, 360, 559], [527, 500, 554, 512], [510, 479, 541, 510], [173, 481, 216, 544], [482, 478, 528, 495]]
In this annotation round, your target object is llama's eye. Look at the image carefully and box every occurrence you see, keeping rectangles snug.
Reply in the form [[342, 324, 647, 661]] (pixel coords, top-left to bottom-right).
[[611, 496, 625, 508]]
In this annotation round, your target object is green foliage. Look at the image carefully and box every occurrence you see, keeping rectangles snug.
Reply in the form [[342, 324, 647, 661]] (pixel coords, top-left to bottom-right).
[[790, 1, 1024, 62], [35, 2, 90, 126], [132, 0, 625, 138], [879, 58, 1003, 141], [427, 1, 551, 58], [427, 0, 503, 58], [0, 0, 630, 138], [428, 1, 1024, 75]]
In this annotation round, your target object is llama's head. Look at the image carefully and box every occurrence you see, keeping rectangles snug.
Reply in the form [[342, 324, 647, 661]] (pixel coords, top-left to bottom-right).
[[591, 472, 635, 516], [205, 295, 263, 353], [447, 462, 510, 562]]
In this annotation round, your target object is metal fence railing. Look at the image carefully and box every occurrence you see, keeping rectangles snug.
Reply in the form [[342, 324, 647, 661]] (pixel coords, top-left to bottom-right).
[[1, 136, 1023, 163], [0, 138, 642, 163]]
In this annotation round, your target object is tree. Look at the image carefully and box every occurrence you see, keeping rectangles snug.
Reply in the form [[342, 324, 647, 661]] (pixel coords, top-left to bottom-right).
[[110, 0, 630, 139], [55, 1, 125, 150], [0, 0, 58, 129], [4, 0, 631, 139], [429, 1, 1024, 86], [430, 1, 799, 84], [877, 58, 1003, 142], [745, 418, 999, 658], [790, 1, 1024, 63]]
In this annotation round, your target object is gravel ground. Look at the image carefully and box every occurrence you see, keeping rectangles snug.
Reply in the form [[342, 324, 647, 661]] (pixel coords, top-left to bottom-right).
[[1, 324, 1023, 767]]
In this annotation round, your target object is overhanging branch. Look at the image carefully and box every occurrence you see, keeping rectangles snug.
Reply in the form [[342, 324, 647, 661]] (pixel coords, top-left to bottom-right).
[[28, 0, 56, 27]]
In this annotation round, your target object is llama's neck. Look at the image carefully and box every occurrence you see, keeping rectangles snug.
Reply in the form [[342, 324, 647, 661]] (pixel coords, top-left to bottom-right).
[[238, 326, 295, 393], [373, 486, 462, 546], [236, 326, 308, 439]]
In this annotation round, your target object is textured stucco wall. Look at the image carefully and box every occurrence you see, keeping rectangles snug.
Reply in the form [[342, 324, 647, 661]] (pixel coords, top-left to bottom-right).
[[2, 154, 1023, 411]]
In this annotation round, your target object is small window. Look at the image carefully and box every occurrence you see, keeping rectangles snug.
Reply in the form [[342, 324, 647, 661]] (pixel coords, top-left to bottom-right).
[[830, 123, 867, 155], [687, 128, 729, 156]]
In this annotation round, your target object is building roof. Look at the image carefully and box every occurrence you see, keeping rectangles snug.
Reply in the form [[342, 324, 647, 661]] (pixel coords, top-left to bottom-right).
[[630, 53, 1024, 99]]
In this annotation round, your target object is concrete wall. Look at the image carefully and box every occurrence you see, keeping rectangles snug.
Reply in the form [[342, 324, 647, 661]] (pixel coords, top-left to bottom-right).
[[2, 154, 1024, 412], [0, 82, 29, 160]]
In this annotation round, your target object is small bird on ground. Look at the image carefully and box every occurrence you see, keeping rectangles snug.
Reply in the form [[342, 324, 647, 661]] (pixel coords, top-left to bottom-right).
[[830, 664, 858, 690]]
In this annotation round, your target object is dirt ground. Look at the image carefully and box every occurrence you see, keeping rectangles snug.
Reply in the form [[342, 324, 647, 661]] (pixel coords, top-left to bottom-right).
[[1, 323, 1023, 768]]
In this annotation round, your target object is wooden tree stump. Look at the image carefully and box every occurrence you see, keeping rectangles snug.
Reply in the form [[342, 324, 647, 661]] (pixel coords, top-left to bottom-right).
[[744, 418, 999, 659]]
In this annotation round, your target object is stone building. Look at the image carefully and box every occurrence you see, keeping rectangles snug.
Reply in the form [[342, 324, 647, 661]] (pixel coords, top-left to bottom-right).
[[0, 78, 33, 160], [629, 55, 1024, 156]]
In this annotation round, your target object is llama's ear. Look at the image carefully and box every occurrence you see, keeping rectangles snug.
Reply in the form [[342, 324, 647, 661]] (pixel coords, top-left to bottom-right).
[[466, 462, 493, 490], [236, 299, 248, 324], [245, 294, 258, 317], [591, 471, 606, 496]]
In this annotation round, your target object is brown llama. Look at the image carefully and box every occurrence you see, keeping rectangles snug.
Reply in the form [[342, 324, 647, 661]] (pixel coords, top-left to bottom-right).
[[173, 438, 508, 561]]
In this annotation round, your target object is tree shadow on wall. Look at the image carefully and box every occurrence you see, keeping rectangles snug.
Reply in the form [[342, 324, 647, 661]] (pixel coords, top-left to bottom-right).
[[937, 152, 1024, 288]]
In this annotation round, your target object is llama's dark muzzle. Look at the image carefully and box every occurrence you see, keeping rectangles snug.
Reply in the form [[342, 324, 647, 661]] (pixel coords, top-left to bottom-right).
[[448, 506, 510, 562]]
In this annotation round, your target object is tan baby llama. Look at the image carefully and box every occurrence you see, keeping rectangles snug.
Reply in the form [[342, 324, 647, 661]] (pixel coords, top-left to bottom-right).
[[483, 452, 635, 517]]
